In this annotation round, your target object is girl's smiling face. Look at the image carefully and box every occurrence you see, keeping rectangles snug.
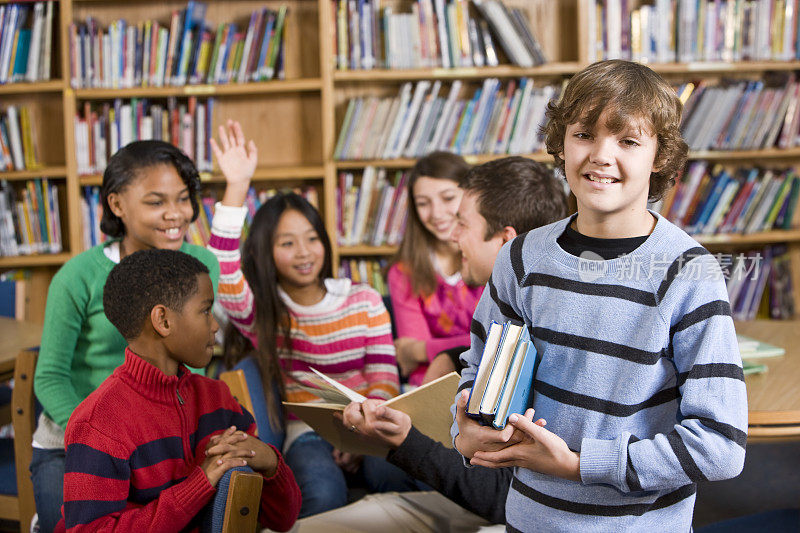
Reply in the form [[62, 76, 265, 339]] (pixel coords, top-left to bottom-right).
[[562, 108, 658, 227], [272, 209, 326, 290], [106, 164, 194, 256], [412, 176, 463, 243]]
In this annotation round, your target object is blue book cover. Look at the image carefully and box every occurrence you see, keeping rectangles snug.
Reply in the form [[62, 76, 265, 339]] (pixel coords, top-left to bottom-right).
[[687, 169, 726, 233], [254, 10, 274, 81], [695, 170, 731, 233], [492, 330, 539, 430], [11, 29, 30, 82]]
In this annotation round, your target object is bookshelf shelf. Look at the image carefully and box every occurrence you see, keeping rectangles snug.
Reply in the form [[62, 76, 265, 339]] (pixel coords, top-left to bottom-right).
[[338, 245, 398, 257], [0, 81, 64, 95], [695, 230, 800, 247], [0, 167, 68, 181], [333, 63, 582, 83], [335, 153, 553, 170], [688, 148, 800, 161], [0, 253, 70, 268], [651, 61, 800, 74], [79, 165, 326, 187], [73, 79, 323, 100]]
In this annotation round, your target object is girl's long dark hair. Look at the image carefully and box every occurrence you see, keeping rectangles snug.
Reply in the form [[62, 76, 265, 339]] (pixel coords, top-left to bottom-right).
[[223, 192, 332, 427]]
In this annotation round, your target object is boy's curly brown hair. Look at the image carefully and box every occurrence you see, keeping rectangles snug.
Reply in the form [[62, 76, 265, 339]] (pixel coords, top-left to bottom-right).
[[543, 60, 688, 202]]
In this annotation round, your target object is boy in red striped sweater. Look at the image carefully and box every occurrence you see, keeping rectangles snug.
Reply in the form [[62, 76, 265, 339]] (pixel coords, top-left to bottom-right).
[[60, 248, 301, 532]]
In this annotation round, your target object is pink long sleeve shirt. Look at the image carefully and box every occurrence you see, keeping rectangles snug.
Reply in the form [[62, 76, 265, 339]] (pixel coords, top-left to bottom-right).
[[387, 263, 483, 386]]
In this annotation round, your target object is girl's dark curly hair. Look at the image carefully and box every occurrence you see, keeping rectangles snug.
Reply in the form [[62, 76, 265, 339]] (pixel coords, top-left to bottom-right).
[[100, 140, 201, 237]]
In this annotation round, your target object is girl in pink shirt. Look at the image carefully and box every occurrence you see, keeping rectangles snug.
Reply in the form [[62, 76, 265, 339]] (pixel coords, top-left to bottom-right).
[[388, 152, 483, 387]]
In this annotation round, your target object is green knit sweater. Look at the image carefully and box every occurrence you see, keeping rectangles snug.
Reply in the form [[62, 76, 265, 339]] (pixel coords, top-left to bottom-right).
[[34, 240, 220, 430]]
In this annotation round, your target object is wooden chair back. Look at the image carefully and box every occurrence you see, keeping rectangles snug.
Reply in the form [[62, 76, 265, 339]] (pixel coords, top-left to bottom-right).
[[221, 470, 263, 533], [0, 349, 37, 530], [219, 369, 258, 438]]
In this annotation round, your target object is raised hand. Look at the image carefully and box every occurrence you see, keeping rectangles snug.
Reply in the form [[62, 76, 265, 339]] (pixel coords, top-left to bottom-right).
[[210, 119, 257, 207], [469, 410, 580, 482]]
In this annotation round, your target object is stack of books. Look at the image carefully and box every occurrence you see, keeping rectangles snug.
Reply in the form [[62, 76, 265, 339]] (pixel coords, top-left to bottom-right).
[[80, 186, 105, 251], [662, 163, 800, 236], [1, 105, 40, 171], [70, 2, 288, 89], [584, 0, 800, 64], [0, 1, 55, 85], [73, 96, 214, 176], [337, 167, 408, 247], [726, 245, 795, 320], [467, 320, 539, 430], [333, 0, 545, 71], [334, 78, 559, 160], [0, 178, 62, 257]]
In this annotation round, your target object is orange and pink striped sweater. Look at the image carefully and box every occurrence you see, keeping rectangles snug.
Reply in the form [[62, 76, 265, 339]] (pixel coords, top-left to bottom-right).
[[208, 204, 399, 405]]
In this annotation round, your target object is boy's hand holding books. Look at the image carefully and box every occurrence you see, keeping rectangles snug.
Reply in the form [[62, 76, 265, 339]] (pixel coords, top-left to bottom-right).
[[202, 425, 279, 486], [454, 389, 530, 459], [470, 410, 581, 482]]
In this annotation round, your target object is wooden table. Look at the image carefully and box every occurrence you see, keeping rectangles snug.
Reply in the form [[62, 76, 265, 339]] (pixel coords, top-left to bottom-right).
[[0, 317, 42, 382], [735, 320, 800, 438]]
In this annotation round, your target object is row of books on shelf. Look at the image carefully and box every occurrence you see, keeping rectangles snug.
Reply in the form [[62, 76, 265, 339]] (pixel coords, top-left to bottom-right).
[[679, 74, 800, 152], [1, 105, 39, 172], [338, 258, 389, 296], [337, 167, 408, 247], [662, 162, 800, 235], [334, 78, 560, 160], [0, 1, 55, 85], [726, 245, 794, 320], [70, 2, 287, 89], [333, 0, 545, 71], [585, 0, 800, 64], [74, 97, 214, 176], [0, 179, 62, 257]]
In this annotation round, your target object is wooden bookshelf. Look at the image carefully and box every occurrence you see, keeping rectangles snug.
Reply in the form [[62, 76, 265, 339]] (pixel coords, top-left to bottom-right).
[[0, 167, 68, 181], [0, 80, 64, 94], [4, 0, 800, 322], [0, 253, 70, 269], [338, 245, 398, 257]]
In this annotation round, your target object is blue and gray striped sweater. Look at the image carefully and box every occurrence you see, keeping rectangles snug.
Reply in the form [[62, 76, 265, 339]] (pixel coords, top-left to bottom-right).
[[452, 213, 747, 532]]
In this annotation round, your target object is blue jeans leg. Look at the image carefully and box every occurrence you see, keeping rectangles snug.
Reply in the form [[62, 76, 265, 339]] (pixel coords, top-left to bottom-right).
[[30, 447, 65, 533], [284, 432, 348, 518]]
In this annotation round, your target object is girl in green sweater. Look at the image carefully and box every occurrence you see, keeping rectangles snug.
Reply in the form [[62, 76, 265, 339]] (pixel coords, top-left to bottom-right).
[[31, 140, 220, 533]]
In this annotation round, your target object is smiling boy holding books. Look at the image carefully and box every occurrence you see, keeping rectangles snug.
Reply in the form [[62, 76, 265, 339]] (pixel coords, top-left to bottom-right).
[[452, 60, 748, 531]]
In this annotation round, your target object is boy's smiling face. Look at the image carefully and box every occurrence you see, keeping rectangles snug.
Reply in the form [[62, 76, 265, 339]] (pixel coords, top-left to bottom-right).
[[562, 108, 658, 231]]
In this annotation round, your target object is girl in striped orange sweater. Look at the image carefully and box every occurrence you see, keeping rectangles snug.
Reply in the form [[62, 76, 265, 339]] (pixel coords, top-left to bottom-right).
[[207, 121, 414, 517]]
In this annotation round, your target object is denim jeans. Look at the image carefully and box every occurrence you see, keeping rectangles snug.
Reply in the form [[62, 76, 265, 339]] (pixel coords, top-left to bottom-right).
[[284, 432, 422, 518], [30, 447, 65, 533]]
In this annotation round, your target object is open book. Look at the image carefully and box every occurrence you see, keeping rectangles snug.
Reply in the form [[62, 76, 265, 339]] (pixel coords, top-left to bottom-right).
[[283, 369, 460, 456], [466, 320, 539, 429]]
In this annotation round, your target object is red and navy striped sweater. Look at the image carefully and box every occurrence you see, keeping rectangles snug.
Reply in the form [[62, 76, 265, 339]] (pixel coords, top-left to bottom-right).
[[62, 348, 301, 532]]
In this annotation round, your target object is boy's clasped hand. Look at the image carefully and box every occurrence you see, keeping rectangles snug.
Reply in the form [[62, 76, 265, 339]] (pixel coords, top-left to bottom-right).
[[202, 425, 279, 486], [454, 390, 581, 482]]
